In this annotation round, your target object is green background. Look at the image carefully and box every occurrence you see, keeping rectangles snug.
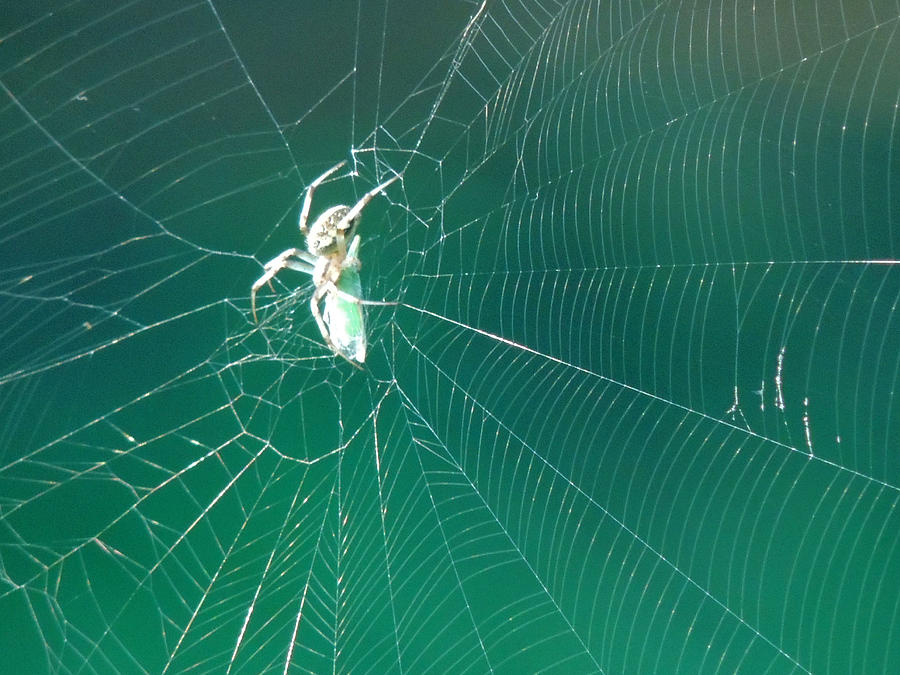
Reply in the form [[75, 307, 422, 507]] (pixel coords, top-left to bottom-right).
[[1, 1, 898, 673]]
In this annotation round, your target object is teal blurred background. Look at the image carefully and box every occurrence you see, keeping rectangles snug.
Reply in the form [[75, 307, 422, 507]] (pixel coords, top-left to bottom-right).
[[1, 1, 898, 673]]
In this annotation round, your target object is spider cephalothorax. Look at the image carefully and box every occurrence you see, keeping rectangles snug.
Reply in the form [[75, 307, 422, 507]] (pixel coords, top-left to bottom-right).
[[251, 161, 400, 364], [303, 205, 352, 256]]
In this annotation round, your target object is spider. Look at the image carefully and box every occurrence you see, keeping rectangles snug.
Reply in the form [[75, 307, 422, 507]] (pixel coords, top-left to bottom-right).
[[251, 161, 400, 365]]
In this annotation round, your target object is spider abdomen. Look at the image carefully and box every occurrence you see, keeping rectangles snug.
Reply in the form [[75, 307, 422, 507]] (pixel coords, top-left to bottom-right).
[[306, 205, 354, 256]]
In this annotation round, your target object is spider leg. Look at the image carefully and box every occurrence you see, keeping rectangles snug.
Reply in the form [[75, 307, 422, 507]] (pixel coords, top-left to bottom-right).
[[279, 259, 316, 275], [251, 248, 317, 321], [324, 282, 396, 307], [309, 284, 330, 347], [325, 281, 398, 307], [336, 173, 401, 241], [280, 250, 317, 273], [299, 161, 346, 235]]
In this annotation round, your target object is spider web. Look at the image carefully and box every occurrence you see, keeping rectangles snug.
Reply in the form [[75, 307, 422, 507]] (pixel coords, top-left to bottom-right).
[[2, 0, 899, 672]]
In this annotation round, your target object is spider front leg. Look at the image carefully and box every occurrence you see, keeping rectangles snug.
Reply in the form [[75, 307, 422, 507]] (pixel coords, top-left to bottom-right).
[[299, 161, 346, 235], [335, 173, 402, 241]]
